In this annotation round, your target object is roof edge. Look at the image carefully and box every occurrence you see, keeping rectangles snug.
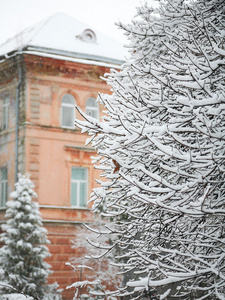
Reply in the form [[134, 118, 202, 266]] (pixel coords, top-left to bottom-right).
[[0, 46, 125, 68], [26, 45, 125, 65]]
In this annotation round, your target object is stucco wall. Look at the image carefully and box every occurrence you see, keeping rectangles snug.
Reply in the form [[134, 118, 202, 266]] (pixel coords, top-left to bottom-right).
[[0, 53, 116, 299]]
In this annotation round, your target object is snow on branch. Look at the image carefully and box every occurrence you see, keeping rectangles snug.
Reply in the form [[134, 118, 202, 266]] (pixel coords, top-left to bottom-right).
[[74, 0, 225, 298]]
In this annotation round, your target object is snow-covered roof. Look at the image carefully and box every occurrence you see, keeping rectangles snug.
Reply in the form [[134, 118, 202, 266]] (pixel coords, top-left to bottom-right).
[[0, 12, 127, 65]]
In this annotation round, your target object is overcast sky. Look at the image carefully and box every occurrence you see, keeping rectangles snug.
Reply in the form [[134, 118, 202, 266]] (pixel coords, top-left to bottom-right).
[[0, 0, 158, 46]]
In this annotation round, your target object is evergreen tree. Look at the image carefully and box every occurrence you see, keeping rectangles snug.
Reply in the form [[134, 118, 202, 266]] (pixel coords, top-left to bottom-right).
[[75, 0, 225, 299], [0, 174, 52, 299]]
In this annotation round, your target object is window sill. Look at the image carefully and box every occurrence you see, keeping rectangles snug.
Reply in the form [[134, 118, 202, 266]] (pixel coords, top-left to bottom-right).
[[61, 126, 76, 130], [0, 128, 14, 136], [25, 122, 77, 131], [39, 205, 91, 210]]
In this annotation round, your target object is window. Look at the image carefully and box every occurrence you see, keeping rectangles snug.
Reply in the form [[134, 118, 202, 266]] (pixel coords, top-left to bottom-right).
[[85, 97, 99, 119], [0, 168, 7, 207], [71, 167, 88, 207], [61, 94, 76, 128], [76, 29, 97, 43], [2, 96, 10, 130]]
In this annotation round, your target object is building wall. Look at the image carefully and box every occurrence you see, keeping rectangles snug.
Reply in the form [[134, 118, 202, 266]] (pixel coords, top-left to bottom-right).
[[24, 55, 111, 299], [0, 53, 115, 299], [46, 223, 85, 300], [0, 55, 28, 196], [24, 54, 107, 212], [0, 56, 23, 196]]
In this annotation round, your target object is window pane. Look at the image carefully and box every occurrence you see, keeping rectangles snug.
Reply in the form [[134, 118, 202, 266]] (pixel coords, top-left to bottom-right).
[[3, 105, 8, 129], [86, 97, 97, 107], [62, 106, 74, 127], [86, 108, 98, 119], [71, 167, 88, 207], [2, 97, 10, 130], [3, 97, 10, 105], [72, 168, 87, 180], [71, 182, 77, 206], [0, 168, 7, 207], [0, 186, 3, 207], [79, 182, 87, 207], [1, 168, 7, 180], [2, 183, 7, 207], [61, 94, 76, 128], [62, 94, 75, 105], [0, 184, 3, 207], [86, 98, 98, 120]]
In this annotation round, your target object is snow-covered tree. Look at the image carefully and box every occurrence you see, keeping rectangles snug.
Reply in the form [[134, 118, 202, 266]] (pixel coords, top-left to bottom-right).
[[0, 293, 33, 300], [0, 174, 57, 299], [67, 221, 122, 299], [75, 0, 225, 299]]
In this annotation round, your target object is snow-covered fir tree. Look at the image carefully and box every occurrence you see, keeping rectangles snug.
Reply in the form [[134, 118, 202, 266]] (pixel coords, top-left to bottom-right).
[[75, 0, 225, 299], [0, 174, 56, 299]]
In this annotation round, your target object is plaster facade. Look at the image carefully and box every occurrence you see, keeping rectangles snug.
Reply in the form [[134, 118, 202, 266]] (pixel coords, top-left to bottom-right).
[[0, 52, 118, 299]]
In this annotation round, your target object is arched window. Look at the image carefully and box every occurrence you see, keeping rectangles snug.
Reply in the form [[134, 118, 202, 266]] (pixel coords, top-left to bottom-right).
[[61, 94, 76, 128], [85, 97, 99, 119]]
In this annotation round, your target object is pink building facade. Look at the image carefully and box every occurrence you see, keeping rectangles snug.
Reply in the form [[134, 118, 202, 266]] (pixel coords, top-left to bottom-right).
[[0, 13, 125, 299]]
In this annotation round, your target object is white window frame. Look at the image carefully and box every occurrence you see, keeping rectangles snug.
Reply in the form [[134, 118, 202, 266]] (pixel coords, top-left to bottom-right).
[[0, 167, 7, 207], [71, 167, 88, 208], [61, 94, 76, 128], [85, 97, 99, 120], [2, 96, 10, 130]]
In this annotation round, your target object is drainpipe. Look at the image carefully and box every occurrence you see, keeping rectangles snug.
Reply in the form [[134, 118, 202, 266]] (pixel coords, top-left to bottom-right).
[[15, 60, 22, 184]]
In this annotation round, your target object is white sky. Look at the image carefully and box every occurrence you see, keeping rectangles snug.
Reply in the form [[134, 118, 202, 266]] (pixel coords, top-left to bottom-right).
[[0, 0, 158, 46]]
